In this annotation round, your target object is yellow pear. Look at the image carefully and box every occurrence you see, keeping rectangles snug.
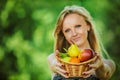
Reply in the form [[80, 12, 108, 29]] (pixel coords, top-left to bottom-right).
[[68, 44, 80, 57]]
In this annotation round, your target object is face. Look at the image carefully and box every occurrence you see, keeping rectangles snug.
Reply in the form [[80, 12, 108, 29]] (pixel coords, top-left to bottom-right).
[[62, 13, 90, 48]]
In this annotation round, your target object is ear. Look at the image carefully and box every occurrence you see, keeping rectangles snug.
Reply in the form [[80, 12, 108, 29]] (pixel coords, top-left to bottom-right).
[[87, 27, 90, 31], [87, 24, 90, 31]]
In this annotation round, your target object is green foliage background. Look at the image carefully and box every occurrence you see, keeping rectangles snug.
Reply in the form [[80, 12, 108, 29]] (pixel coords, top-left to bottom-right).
[[0, 0, 120, 80]]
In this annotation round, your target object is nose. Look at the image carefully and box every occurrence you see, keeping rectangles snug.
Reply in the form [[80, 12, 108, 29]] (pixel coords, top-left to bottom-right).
[[72, 29, 77, 36]]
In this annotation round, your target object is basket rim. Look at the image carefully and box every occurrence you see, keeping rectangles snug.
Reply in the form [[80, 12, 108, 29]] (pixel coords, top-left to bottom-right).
[[56, 55, 97, 65]]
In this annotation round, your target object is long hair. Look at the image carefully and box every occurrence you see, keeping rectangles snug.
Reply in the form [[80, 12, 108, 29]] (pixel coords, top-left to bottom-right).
[[54, 5, 110, 58]]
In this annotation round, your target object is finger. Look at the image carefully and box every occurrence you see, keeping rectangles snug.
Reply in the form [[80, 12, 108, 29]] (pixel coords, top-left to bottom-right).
[[52, 59, 63, 72], [88, 64, 97, 69], [55, 50, 60, 56], [56, 67, 68, 74], [96, 53, 102, 59], [89, 55, 102, 68], [55, 66, 69, 78], [82, 74, 91, 78], [52, 58, 63, 68], [88, 58, 100, 68], [54, 61, 68, 74], [82, 68, 95, 75], [56, 70, 69, 78], [56, 62, 65, 68]]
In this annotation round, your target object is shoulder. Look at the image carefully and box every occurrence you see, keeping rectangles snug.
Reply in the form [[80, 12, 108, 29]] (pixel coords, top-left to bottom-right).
[[48, 53, 55, 61], [103, 58, 115, 66]]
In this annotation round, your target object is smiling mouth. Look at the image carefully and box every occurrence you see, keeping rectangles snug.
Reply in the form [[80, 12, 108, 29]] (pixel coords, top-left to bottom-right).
[[72, 37, 80, 42]]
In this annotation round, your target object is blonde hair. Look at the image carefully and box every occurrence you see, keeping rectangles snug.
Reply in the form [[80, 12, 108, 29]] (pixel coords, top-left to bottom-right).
[[54, 5, 109, 58]]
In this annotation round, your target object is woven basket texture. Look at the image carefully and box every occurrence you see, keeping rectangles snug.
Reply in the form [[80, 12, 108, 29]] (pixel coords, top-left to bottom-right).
[[57, 55, 97, 77]]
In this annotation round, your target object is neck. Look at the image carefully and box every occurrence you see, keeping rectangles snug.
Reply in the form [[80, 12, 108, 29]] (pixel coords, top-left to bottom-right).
[[78, 40, 91, 49]]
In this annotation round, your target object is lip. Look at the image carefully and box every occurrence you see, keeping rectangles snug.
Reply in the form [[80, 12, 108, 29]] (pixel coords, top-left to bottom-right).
[[72, 37, 80, 42]]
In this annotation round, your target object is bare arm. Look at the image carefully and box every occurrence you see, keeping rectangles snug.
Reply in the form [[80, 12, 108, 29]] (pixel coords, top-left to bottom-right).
[[96, 59, 116, 80], [48, 51, 69, 80], [83, 54, 116, 79], [48, 53, 56, 79]]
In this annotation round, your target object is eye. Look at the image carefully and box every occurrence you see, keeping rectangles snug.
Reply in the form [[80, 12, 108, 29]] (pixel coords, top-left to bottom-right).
[[76, 25, 81, 28], [65, 29, 70, 33]]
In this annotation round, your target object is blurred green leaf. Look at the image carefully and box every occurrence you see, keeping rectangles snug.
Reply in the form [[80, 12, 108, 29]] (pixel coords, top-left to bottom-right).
[[0, 0, 119, 80]]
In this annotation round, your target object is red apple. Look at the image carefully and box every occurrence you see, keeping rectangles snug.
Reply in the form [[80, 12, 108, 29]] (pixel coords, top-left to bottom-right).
[[79, 49, 94, 62]]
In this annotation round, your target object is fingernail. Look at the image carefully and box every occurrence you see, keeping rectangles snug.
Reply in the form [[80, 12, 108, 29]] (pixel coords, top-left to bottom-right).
[[67, 72, 69, 74], [62, 64, 65, 67], [82, 73, 85, 75], [65, 72, 69, 74]]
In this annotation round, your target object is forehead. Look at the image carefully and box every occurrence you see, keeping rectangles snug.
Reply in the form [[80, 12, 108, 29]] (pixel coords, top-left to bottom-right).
[[63, 13, 86, 26]]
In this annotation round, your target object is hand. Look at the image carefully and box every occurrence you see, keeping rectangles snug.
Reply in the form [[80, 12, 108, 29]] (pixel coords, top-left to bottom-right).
[[51, 50, 69, 78], [82, 53, 103, 78]]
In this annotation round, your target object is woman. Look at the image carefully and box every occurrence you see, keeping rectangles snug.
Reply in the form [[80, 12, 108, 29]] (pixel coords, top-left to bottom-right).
[[48, 5, 115, 80]]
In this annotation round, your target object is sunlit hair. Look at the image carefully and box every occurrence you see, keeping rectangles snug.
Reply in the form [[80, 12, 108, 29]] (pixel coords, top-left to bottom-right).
[[54, 5, 109, 58]]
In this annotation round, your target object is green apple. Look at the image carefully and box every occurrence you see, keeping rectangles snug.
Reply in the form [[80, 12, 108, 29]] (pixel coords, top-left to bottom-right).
[[59, 52, 68, 58], [63, 57, 71, 62]]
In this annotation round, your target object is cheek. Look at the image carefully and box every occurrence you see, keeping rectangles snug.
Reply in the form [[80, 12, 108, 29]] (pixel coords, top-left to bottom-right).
[[64, 34, 72, 42], [83, 30, 88, 39], [78, 28, 88, 38], [80, 27, 88, 35]]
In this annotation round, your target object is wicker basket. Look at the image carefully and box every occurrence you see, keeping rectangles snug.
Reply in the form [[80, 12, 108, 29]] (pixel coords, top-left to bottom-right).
[[56, 54, 97, 77]]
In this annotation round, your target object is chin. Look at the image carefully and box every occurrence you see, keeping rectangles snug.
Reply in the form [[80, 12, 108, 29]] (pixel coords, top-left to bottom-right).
[[73, 42, 81, 46]]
